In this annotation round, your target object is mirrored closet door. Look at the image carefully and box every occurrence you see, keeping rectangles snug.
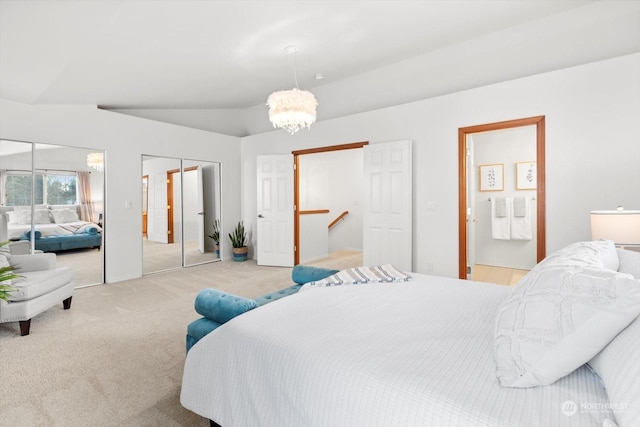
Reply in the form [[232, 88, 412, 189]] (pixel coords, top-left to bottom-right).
[[142, 156, 221, 274], [0, 139, 105, 287]]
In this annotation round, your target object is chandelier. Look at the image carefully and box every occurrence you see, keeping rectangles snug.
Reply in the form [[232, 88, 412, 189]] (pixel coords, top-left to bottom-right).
[[86, 152, 104, 172], [266, 45, 318, 135]]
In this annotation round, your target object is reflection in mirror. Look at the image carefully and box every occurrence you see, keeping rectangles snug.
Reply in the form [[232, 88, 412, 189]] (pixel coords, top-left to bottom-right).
[[0, 140, 105, 287], [0, 140, 33, 250], [142, 155, 183, 274], [182, 159, 221, 266], [142, 156, 221, 274], [142, 175, 148, 237]]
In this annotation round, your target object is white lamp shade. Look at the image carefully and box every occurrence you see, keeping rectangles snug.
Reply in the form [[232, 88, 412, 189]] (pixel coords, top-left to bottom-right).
[[590, 210, 640, 245]]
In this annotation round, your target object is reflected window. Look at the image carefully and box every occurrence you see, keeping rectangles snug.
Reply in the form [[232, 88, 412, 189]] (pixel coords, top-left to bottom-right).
[[5, 171, 78, 205]]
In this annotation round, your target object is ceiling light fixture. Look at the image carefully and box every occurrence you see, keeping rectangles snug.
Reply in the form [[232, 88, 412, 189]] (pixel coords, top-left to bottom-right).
[[86, 152, 104, 172], [266, 45, 318, 135]]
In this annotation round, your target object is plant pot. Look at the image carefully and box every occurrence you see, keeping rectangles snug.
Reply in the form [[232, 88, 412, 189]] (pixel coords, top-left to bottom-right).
[[232, 247, 248, 262], [215, 244, 220, 258]]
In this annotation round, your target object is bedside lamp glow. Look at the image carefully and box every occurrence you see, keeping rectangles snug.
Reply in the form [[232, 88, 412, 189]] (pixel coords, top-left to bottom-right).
[[590, 207, 640, 247]]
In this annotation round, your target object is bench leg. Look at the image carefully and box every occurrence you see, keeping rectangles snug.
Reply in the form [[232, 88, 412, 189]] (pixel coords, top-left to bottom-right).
[[19, 319, 31, 336], [63, 296, 72, 310]]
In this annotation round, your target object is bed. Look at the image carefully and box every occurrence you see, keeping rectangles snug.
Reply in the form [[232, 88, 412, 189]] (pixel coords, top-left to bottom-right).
[[180, 242, 640, 427], [0, 205, 102, 252]]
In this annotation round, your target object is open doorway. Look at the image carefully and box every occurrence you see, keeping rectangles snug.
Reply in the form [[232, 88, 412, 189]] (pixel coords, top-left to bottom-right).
[[293, 142, 368, 265], [458, 116, 546, 281]]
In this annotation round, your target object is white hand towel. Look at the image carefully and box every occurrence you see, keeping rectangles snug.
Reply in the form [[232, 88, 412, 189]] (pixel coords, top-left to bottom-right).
[[513, 197, 527, 217], [491, 197, 511, 240], [495, 197, 507, 217], [511, 197, 532, 240]]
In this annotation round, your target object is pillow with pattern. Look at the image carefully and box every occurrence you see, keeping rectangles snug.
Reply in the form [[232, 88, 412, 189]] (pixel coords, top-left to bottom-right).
[[494, 241, 640, 388]]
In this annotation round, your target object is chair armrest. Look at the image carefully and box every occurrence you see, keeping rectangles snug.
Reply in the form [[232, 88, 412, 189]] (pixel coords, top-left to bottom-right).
[[7, 240, 31, 255], [9, 253, 56, 272]]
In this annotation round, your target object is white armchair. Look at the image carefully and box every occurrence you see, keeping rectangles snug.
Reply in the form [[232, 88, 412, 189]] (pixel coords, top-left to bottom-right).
[[0, 251, 74, 336]]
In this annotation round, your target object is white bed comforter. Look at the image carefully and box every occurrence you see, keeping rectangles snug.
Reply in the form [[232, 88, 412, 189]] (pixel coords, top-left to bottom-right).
[[181, 274, 614, 427]]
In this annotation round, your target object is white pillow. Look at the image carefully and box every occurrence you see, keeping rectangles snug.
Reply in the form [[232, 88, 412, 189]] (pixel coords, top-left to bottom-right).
[[586, 248, 640, 427], [617, 248, 640, 279], [544, 240, 619, 271], [588, 313, 640, 427], [50, 209, 79, 224], [494, 241, 640, 388], [7, 210, 30, 225], [33, 209, 52, 224]]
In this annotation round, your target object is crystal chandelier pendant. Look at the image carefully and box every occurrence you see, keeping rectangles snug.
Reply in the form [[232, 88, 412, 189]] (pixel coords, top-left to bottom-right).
[[267, 88, 318, 134], [266, 46, 318, 134]]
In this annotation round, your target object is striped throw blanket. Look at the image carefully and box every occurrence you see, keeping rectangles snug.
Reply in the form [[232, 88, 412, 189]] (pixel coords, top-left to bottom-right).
[[304, 264, 411, 288]]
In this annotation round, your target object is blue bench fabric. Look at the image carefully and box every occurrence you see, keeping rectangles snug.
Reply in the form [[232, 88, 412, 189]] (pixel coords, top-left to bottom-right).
[[186, 265, 339, 352], [20, 232, 102, 252]]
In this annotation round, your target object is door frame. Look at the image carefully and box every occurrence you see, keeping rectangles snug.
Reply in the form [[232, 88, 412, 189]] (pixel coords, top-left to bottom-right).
[[458, 116, 546, 279], [292, 141, 369, 265], [167, 168, 180, 244]]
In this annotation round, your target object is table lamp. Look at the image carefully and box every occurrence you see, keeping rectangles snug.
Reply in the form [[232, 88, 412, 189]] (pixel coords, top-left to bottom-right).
[[590, 207, 640, 248]]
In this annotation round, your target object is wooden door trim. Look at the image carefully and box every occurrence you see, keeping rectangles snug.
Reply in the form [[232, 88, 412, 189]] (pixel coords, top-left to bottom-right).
[[458, 116, 545, 279], [167, 169, 179, 244], [292, 141, 369, 265]]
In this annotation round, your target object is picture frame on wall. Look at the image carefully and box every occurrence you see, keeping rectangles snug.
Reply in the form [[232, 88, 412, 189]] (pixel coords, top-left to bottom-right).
[[479, 163, 504, 192], [516, 161, 537, 190]]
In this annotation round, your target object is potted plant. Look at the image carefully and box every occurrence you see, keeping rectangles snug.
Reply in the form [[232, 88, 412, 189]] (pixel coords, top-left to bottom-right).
[[228, 221, 248, 262], [0, 242, 19, 302], [207, 219, 221, 258]]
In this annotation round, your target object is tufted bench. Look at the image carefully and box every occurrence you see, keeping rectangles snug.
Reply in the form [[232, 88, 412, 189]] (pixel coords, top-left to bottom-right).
[[186, 265, 338, 352], [20, 231, 102, 252]]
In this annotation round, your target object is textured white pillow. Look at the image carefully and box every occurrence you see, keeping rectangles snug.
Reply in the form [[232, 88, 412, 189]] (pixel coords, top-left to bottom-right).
[[495, 241, 640, 388], [51, 209, 79, 224], [544, 240, 619, 271]]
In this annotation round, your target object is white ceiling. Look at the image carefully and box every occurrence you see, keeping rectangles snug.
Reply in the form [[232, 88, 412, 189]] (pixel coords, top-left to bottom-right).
[[1, 0, 639, 136]]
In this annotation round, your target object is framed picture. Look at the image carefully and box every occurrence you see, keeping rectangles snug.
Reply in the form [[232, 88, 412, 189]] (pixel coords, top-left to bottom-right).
[[516, 161, 537, 190], [479, 164, 504, 192]]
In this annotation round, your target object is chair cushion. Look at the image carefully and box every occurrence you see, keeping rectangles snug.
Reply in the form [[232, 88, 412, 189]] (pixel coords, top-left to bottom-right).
[[9, 267, 74, 301]]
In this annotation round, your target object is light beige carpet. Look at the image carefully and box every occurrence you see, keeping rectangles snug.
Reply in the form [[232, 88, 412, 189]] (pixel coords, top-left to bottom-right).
[[0, 251, 362, 427]]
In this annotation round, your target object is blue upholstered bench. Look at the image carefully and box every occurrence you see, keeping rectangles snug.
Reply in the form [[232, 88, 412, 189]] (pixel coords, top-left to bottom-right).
[[20, 230, 102, 252], [186, 265, 338, 352]]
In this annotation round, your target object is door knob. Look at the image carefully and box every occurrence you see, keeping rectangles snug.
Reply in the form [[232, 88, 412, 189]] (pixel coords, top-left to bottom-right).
[[258, 214, 264, 218], [197, 212, 205, 215]]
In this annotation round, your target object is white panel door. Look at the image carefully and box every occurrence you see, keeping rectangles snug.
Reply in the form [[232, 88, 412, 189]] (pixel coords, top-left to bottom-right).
[[363, 140, 412, 271], [256, 154, 294, 267], [149, 172, 168, 243], [196, 166, 205, 254]]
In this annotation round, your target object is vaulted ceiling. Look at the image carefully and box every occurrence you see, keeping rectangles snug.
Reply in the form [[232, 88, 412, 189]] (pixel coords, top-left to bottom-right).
[[1, 1, 639, 136]]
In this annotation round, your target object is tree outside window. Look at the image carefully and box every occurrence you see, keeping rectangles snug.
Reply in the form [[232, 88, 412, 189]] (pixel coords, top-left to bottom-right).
[[5, 173, 77, 206]]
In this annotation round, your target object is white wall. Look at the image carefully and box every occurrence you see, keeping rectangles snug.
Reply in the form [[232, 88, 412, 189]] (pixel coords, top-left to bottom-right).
[[0, 101, 241, 283], [241, 53, 640, 277]]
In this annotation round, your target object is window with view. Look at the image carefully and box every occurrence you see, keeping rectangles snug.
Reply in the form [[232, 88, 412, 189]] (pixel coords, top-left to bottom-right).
[[5, 172, 78, 206]]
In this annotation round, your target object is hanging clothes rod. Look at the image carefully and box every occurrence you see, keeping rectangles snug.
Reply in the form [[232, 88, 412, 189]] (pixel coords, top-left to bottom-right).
[[487, 197, 535, 201]]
